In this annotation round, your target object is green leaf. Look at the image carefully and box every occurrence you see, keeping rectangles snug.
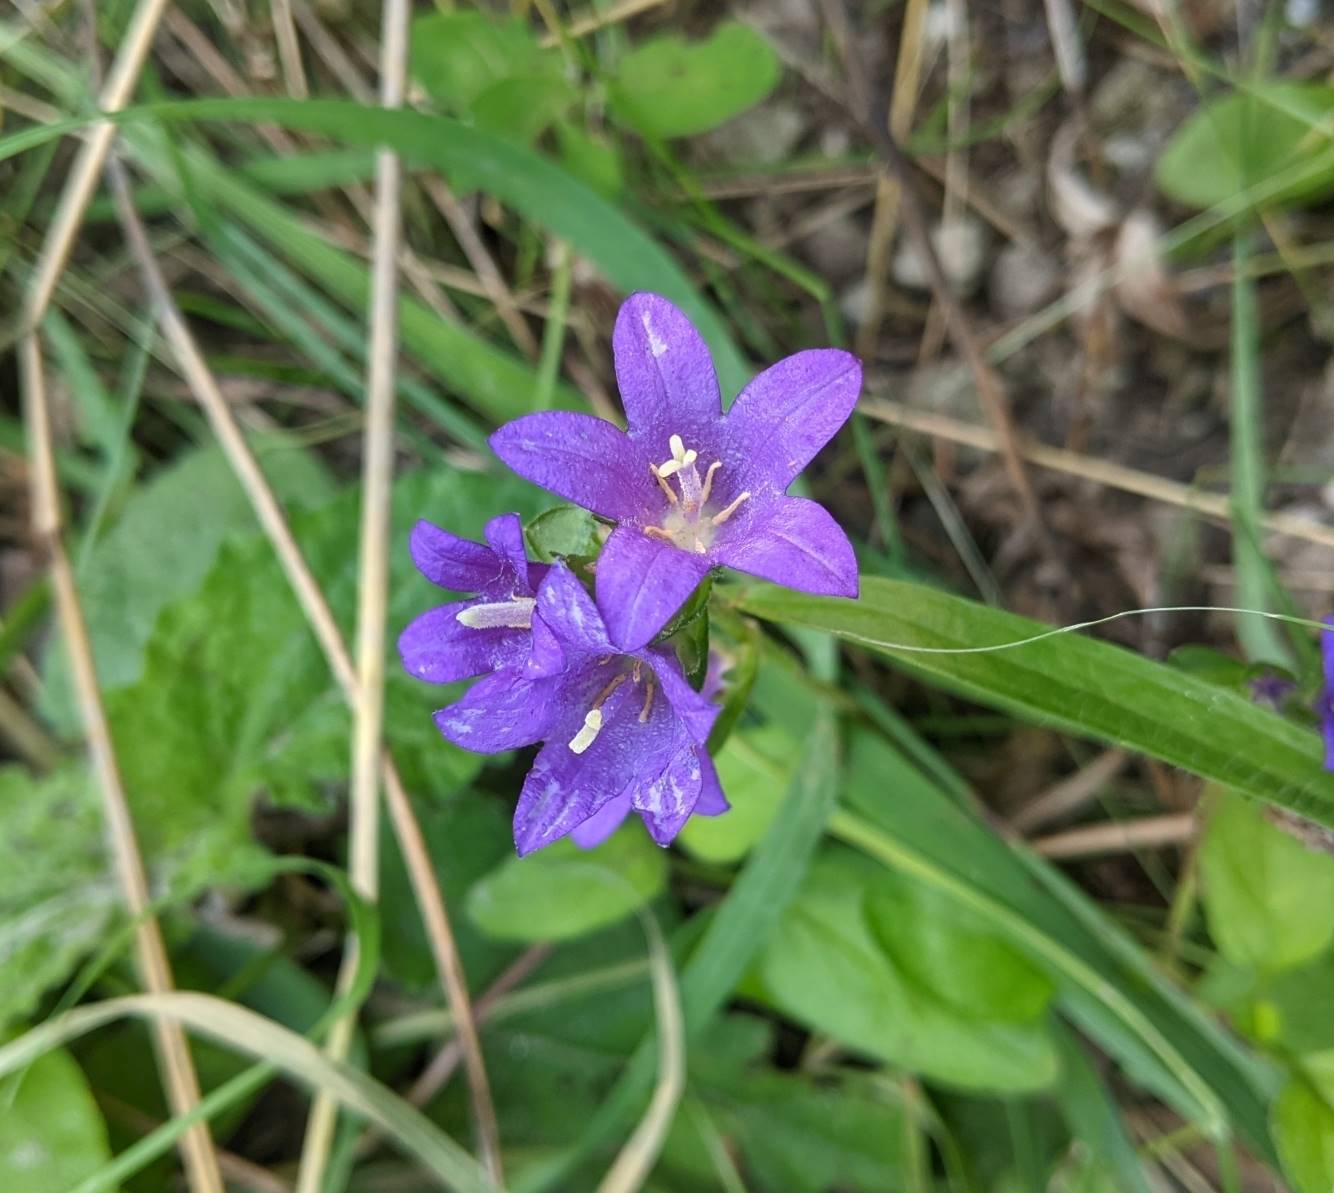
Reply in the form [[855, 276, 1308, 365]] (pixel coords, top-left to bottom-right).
[[411, 11, 557, 113], [555, 121, 623, 196], [468, 830, 668, 943], [1274, 1075, 1334, 1193], [525, 504, 601, 562], [677, 724, 795, 864], [735, 577, 1334, 827], [472, 75, 575, 144], [609, 23, 781, 140], [1156, 83, 1334, 214], [752, 846, 1059, 1091], [0, 1044, 111, 1191], [41, 439, 334, 732], [0, 765, 114, 1030], [1201, 793, 1334, 972]]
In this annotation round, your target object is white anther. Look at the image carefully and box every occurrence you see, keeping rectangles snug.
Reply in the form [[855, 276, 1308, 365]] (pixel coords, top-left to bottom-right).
[[669, 433, 686, 461], [568, 708, 604, 754], [456, 597, 536, 630]]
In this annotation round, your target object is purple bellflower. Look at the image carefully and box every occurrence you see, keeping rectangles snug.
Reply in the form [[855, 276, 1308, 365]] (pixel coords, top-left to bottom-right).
[[490, 292, 862, 651], [433, 560, 728, 855], [1321, 616, 1334, 772], [398, 513, 547, 685]]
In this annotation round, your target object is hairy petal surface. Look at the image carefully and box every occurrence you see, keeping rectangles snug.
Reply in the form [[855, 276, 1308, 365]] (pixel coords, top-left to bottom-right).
[[595, 526, 712, 652], [434, 668, 557, 754], [398, 601, 526, 685], [490, 412, 654, 521], [724, 349, 861, 492], [633, 740, 704, 847], [614, 292, 724, 457], [482, 512, 531, 592], [537, 561, 615, 655], [648, 647, 721, 746], [714, 495, 858, 597]]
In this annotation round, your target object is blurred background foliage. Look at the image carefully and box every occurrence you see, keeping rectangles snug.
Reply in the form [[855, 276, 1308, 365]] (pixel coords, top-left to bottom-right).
[[3, 0, 1334, 1190]]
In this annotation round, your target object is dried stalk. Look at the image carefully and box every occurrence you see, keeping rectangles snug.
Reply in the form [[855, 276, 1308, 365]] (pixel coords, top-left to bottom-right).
[[108, 157, 503, 1188], [1031, 813, 1196, 859]]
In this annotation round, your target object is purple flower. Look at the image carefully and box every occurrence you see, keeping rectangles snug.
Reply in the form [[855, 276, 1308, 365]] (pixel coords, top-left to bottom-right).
[[434, 561, 728, 855], [1321, 617, 1334, 772], [398, 513, 546, 684], [490, 292, 861, 651]]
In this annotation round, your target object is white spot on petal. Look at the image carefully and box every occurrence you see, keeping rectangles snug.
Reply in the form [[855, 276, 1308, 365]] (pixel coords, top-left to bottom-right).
[[642, 311, 668, 357]]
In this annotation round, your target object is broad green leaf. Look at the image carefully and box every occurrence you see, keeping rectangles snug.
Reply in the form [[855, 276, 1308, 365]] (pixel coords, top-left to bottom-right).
[[468, 830, 668, 943], [1200, 953, 1334, 1054], [1156, 84, 1334, 213], [525, 504, 601, 562], [41, 439, 334, 731], [411, 11, 557, 113], [752, 846, 1059, 1091], [677, 724, 796, 863], [555, 121, 623, 197], [1201, 794, 1334, 972], [609, 23, 781, 140], [1274, 1075, 1334, 1193], [0, 765, 114, 1030], [0, 1044, 111, 1191], [472, 75, 575, 145], [736, 578, 1334, 828]]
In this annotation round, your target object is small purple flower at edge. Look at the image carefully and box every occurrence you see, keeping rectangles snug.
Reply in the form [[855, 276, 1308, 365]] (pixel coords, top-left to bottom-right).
[[432, 561, 728, 856], [1320, 616, 1334, 772], [490, 292, 862, 651], [398, 513, 547, 685]]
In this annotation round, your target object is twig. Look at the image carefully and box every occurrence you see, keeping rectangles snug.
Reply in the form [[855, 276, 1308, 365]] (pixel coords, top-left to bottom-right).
[[546, 0, 671, 44], [0, 681, 60, 771], [107, 161, 502, 1191], [18, 0, 224, 1185], [19, 335, 224, 1193], [268, 0, 307, 99], [860, 396, 1334, 552], [819, 0, 1048, 541], [1031, 813, 1197, 859], [1010, 749, 1129, 834]]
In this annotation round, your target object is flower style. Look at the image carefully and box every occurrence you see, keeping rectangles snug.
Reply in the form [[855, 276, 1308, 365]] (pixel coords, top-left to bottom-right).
[[434, 561, 728, 855], [490, 292, 862, 651], [398, 513, 545, 684], [1321, 616, 1334, 772]]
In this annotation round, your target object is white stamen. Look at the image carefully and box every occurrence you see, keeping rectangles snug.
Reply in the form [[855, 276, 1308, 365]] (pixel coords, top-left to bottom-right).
[[568, 708, 603, 754], [456, 597, 536, 629], [698, 460, 722, 506], [650, 464, 679, 503], [711, 491, 751, 526], [669, 433, 686, 461], [639, 680, 656, 723], [655, 459, 683, 479]]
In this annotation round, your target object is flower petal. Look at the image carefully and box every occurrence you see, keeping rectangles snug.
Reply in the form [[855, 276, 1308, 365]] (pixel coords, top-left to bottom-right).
[[723, 349, 861, 492], [1322, 617, 1334, 771], [536, 561, 614, 656], [569, 793, 632, 850], [694, 752, 730, 817], [409, 521, 500, 592], [713, 495, 858, 597], [398, 601, 526, 684], [434, 667, 557, 754], [632, 742, 704, 847], [483, 512, 530, 594], [490, 412, 653, 521], [526, 610, 566, 678], [647, 646, 720, 747], [595, 526, 712, 651], [614, 292, 724, 457]]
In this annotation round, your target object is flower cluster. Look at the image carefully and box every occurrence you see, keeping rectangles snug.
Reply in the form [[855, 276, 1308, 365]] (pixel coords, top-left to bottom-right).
[[401, 293, 862, 854]]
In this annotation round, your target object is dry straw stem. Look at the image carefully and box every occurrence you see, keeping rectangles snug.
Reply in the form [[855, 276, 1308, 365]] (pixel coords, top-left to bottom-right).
[[1009, 749, 1129, 834], [544, 0, 672, 45], [269, 0, 308, 99], [297, 0, 419, 1183], [861, 396, 1334, 552], [1031, 813, 1197, 859], [819, 0, 1047, 542], [19, 330, 224, 1193], [107, 161, 502, 1185]]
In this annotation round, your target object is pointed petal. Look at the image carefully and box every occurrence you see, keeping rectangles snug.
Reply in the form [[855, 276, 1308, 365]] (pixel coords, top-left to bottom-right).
[[714, 495, 858, 598], [483, 512, 530, 593], [614, 292, 724, 457], [398, 601, 526, 684], [409, 521, 500, 592], [570, 793, 633, 850], [694, 752, 730, 816], [1322, 618, 1334, 770], [633, 743, 704, 847], [490, 412, 654, 521], [526, 611, 566, 678], [595, 526, 712, 651], [646, 647, 720, 746], [434, 667, 557, 754], [724, 349, 861, 492], [536, 561, 614, 655]]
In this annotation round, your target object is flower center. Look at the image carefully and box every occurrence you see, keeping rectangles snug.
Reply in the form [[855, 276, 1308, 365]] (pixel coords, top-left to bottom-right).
[[567, 663, 656, 754], [646, 434, 749, 554]]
